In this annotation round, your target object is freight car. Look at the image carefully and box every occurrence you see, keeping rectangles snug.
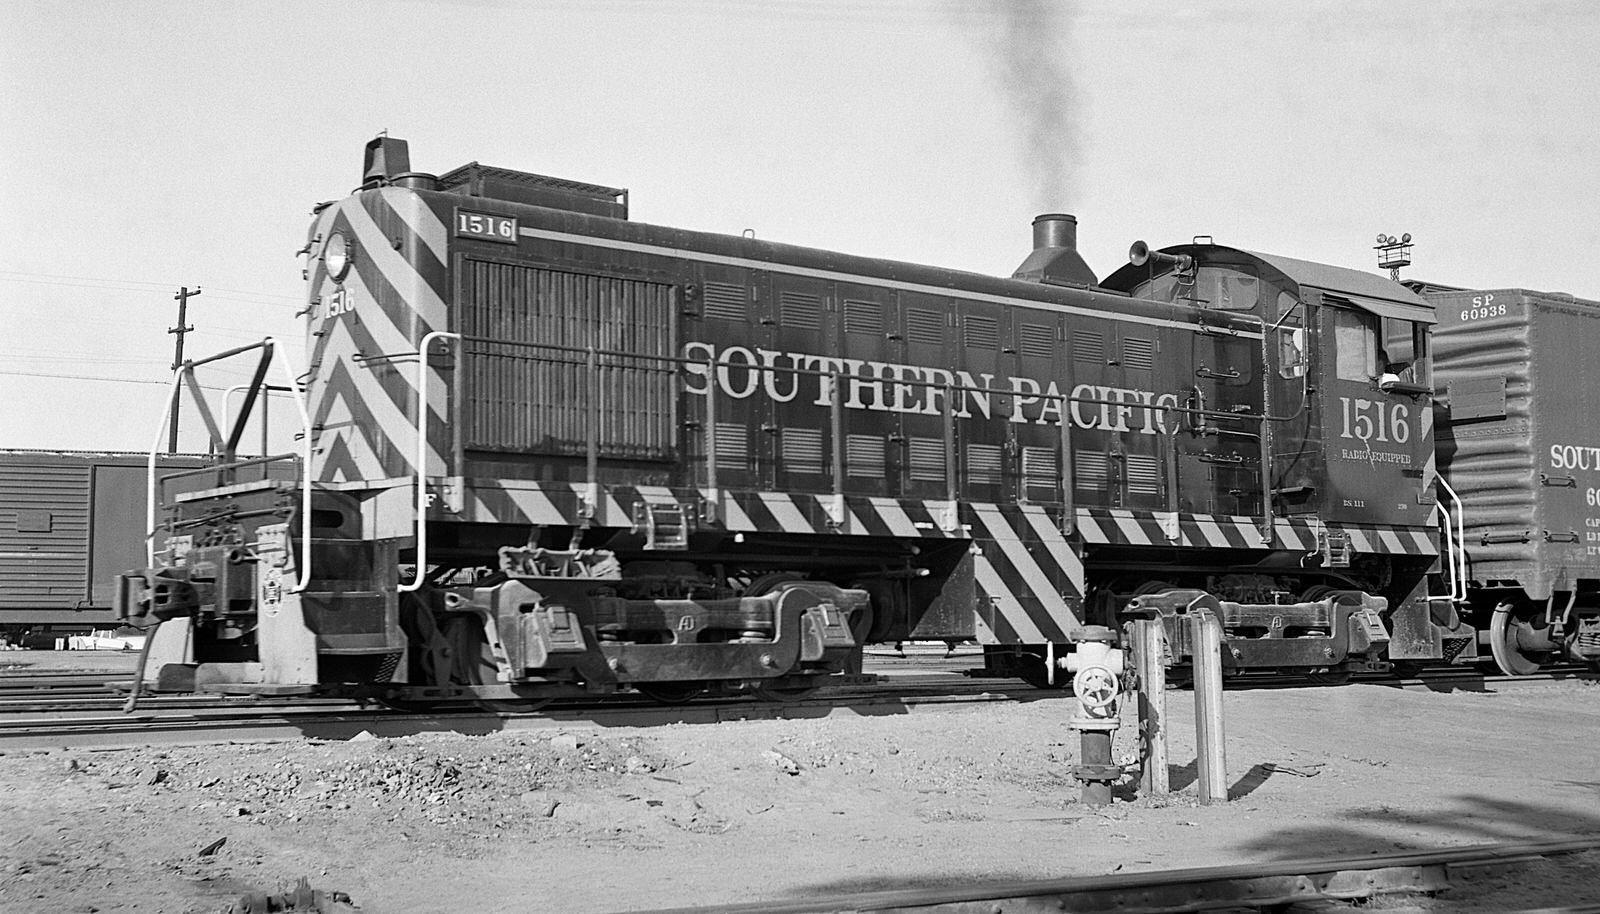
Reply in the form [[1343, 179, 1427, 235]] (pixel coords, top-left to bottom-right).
[[114, 137, 1469, 705], [0, 451, 209, 641], [1414, 282, 1600, 674]]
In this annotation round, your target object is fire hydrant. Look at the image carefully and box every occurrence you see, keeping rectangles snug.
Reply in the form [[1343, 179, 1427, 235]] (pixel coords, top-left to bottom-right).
[[1066, 625, 1126, 806]]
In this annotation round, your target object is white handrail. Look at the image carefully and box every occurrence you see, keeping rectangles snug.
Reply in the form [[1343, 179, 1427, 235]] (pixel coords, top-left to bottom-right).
[[146, 374, 188, 566], [144, 338, 314, 593], [399, 331, 460, 593], [273, 343, 315, 594], [1434, 476, 1468, 603]]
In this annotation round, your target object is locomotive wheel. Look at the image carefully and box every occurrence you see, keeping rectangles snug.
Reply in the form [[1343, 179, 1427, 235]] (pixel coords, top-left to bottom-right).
[[633, 681, 708, 705], [1489, 608, 1551, 676], [440, 615, 551, 714], [750, 682, 819, 703]]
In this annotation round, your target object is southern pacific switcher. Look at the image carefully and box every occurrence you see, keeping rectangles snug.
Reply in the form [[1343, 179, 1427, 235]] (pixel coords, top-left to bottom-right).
[[116, 138, 1469, 704]]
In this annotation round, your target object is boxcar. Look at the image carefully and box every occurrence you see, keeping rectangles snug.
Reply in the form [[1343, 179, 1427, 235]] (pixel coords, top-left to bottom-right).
[[0, 451, 208, 633], [1424, 284, 1600, 673]]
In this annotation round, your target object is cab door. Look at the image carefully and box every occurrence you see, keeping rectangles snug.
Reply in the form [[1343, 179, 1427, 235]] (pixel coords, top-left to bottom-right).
[[1318, 305, 1429, 526]]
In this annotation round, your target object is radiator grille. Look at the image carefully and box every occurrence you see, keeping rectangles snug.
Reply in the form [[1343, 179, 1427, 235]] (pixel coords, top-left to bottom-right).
[[847, 435, 886, 478], [1018, 323, 1056, 358], [714, 423, 749, 472], [964, 315, 999, 351], [843, 300, 883, 335], [461, 262, 675, 458], [782, 427, 824, 475], [908, 437, 947, 482], [1076, 452, 1109, 490], [1127, 454, 1161, 495], [967, 443, 1004, 486], [780, 291, 822, 330], [1123, 337, 1156, 371], [702, 281, 746, 321], [905, 308, 945, 345], [1072, 331, 1105, 364], [1021, 447, 1059, 496]]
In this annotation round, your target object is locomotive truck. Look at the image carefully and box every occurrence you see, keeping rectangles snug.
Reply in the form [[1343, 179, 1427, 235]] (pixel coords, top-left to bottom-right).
[[114, 136, 1478, 706]]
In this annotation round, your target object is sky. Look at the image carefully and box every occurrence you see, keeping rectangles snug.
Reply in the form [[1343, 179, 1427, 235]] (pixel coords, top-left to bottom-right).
[[2, 0, 1596, 453]]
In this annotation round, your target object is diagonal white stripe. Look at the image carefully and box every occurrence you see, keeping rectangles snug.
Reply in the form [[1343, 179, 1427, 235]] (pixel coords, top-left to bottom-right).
[[319, 324, 445, 475], [702, 489, 755, 531], [1231, 518, 1266, 548], [1111, 509, 1152, 545], [972, 551, 1048, 644], [634, 485, 680, 505], [1346, 528, 1374, 553], [810, 494, 868, 535], [973, 504, 1076, 636], [380, 188, 449, 266], [1274, 520, 1304, 551], [1195, 514, 1231, 547], [504, 485, 567, 526], [320, 267, 448, 420], [314, 390, 386, 482], [869, 497, 921, 537], [1075, 508, 1107, 543], [1377, 528, 1406, 553], [342, 198, 448, 330], [759, 492, 813, 533], [1019, 504, 1084, 593]]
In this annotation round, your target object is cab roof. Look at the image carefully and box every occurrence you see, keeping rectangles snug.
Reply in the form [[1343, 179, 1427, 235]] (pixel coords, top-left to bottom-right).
[[1104, 243, 1436, 325]]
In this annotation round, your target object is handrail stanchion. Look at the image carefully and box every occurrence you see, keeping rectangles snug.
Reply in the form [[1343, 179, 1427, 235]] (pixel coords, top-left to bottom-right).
[[704, 357, 718, 522], [400, 331, 460, 594]]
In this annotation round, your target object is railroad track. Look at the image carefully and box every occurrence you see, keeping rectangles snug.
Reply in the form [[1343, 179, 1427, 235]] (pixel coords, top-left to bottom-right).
[[624, 836, 1600, 914], [0, 670, 1058, 750], [0, 659, 1592, 750]]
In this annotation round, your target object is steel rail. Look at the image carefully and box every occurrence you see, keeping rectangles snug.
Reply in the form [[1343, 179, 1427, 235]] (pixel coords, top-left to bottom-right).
[[623, 836, 1600, 914]]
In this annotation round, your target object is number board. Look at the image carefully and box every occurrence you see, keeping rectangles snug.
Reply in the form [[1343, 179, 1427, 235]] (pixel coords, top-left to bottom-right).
[[455, 210, 518, 244]]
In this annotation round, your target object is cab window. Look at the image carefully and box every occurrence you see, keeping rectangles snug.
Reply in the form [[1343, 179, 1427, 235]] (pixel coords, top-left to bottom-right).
[[1196, 267, 1259, 311], [1382, 318, 1431, 386], [1131, 265, 1259, 312], [1332, 308, 1378, 381]]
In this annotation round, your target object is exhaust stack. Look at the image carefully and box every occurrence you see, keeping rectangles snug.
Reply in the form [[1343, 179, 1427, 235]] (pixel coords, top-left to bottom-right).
[[1012, 214, 1097, 287]]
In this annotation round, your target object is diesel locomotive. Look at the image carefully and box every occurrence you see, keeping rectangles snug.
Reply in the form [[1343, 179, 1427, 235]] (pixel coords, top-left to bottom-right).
[[114, 136, 1483, 705]]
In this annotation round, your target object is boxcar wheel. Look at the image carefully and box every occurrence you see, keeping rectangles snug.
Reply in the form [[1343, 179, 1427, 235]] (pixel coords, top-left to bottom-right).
[[1489, 608, 1550, 676]]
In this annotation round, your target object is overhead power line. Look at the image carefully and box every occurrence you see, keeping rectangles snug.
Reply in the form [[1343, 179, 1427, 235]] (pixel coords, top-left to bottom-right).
[[0, 368, 231, 391], [0, 271, 303, 305]]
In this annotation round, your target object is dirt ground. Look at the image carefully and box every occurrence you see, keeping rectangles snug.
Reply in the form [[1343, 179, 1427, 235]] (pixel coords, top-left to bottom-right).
[[2, 651, 1599, 914]]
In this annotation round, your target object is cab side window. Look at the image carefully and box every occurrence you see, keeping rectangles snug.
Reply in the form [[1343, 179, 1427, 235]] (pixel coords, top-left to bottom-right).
[[1332, 308, 1377, 381]]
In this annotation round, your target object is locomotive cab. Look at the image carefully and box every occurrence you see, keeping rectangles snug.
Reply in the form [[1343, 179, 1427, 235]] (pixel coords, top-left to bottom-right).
[[1104, 243, 1437, 532], [1101, 243, 1451, 677]]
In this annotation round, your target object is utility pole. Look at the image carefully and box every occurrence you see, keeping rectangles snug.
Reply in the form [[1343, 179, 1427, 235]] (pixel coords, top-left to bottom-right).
[[168, 286, 201, 453]]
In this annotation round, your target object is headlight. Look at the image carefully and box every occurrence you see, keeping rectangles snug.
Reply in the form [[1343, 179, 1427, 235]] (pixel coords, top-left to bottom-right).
[[324, 232, 353, 282]]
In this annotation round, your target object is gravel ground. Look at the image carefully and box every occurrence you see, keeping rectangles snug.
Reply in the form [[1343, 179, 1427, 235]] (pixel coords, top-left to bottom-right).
[[1, 651, 1598, 913]]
